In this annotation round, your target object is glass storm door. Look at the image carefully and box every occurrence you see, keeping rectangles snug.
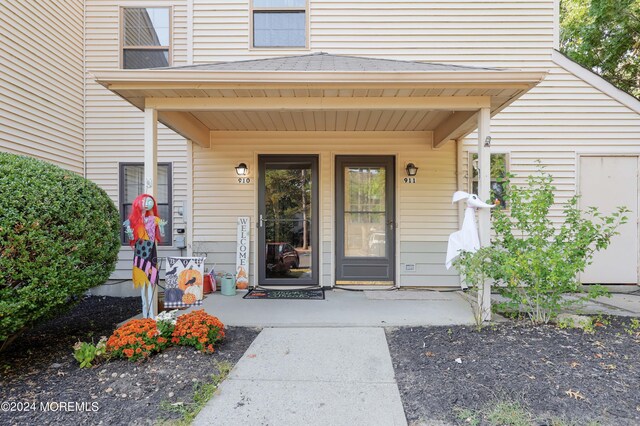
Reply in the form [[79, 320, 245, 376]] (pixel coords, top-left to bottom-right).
[[336, 156, 395, 284], [258, 155, 319, 286]]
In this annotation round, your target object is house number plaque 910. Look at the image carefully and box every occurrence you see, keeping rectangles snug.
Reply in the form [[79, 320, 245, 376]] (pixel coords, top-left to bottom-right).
[[403, 177, 417, 184], [238, 177, 251, 184]]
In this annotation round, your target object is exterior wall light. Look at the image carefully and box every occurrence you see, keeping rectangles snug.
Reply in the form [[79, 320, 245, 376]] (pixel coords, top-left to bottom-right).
[[235, 162, 248, 176], [405, 162, 419, 177]]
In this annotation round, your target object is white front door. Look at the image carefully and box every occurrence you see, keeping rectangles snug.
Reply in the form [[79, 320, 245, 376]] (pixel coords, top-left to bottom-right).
[[579, 156, 639, 285]]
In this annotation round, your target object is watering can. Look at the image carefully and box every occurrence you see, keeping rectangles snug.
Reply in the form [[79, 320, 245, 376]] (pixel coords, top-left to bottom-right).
[[221, 273, 236, 296]]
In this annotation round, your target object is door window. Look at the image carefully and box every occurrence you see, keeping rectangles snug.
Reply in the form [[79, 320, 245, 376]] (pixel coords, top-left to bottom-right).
[[259, 156, 318, 285], [344, 167, 387, 257]]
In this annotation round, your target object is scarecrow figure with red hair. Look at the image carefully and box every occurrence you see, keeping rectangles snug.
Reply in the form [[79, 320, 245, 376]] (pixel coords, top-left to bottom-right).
[[124, 194, 167, 318]]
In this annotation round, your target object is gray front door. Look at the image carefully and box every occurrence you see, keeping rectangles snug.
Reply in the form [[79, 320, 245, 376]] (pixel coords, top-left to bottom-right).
[[336, 156, 395, 284], [258, 155, 319, 286]]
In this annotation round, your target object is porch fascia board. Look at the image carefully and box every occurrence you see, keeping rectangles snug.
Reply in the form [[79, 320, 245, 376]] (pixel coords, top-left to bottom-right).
[[145, 96, 492, 112], [92, 70, 547, 89]]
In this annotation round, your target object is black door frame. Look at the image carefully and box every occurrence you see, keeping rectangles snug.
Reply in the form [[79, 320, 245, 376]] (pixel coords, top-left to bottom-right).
[[335, 155, 396, 283], [257, 155, 320, 286]]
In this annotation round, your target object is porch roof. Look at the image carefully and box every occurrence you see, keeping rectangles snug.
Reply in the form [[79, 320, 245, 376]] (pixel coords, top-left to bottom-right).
[[92, 53, 547, 148]]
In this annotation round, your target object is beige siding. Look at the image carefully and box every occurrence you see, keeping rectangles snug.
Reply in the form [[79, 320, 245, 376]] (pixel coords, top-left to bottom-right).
[[462, 62, 640, 227], [194, 0, 555, 68], [191, 132, 458, 287], [85, 0, 189, 277], [0, 0, 84, 173]]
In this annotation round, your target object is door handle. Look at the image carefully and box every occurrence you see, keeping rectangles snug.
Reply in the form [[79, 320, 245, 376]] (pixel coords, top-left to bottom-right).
[[387, 220, 394, 230], [259, 214, 264, 228]]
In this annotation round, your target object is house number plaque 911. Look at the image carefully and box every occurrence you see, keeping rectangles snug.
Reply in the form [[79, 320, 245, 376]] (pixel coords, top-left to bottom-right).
[[403, 177, 417, 184], [238, 177, 251, 184]]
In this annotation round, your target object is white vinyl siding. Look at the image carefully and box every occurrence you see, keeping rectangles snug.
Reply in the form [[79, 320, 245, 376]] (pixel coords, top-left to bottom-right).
[[462, 63, 640, 228], [194, 0, 555, 68], [85, 0, 189, 278], [0, 0, 84, 173]]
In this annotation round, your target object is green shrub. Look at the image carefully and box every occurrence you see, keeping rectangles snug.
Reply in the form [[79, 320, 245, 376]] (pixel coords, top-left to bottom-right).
[[455, 168, 628, 324], [0, 153, 120, 344]]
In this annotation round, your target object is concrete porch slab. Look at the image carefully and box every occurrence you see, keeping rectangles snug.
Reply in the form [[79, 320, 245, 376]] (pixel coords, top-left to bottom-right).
[[591, 293, 640, 314], [189, 289, 475, 327]]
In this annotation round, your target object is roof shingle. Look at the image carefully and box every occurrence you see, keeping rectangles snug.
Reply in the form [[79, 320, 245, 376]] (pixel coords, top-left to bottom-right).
[[160, 52, 498, 72]]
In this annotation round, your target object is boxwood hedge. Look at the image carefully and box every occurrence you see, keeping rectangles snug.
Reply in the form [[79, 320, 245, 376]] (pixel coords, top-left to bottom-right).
[[0, 153, 120, 344]]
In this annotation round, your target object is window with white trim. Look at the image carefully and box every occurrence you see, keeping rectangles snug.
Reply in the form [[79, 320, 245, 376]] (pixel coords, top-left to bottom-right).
[[119, 163, 172, 245], [122, 7, 171, 69], [470, 153, 508, 208], [252, 0, 307, 48]]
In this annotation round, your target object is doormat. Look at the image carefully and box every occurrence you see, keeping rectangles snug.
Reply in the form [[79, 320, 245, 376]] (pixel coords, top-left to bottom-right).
[[243, 288, 325, 300]]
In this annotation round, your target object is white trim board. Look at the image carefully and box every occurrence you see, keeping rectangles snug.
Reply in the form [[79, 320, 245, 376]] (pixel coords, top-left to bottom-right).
[[552, 50, 640, 115]]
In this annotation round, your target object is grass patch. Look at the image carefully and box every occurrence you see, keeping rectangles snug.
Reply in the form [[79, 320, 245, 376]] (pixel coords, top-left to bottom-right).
[[485, 400, 531, 426], [159, 360, 233, 425], [453, 407, 480, 425], [452, 399, 603, 426]]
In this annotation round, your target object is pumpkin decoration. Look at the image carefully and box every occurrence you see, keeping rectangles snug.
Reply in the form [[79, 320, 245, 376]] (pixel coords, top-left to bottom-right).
[[165, 288, 183, 303], [178, 266, 202, 291], [165, 272, 179, 289], [185, 284, 203, 300], [236, 266, 249, 290], [182, 293, 196, 304]]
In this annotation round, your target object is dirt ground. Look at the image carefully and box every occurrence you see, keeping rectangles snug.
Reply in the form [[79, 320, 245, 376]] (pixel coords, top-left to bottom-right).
[[0, 296, 259, 425], [387, 318, 640, 426]]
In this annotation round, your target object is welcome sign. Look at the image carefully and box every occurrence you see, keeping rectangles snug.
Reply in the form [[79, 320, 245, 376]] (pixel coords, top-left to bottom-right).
[[236, 216, 250, 288]]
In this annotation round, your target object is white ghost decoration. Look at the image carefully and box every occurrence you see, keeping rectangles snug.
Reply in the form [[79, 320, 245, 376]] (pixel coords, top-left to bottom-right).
[[445, 191, 495, 272]]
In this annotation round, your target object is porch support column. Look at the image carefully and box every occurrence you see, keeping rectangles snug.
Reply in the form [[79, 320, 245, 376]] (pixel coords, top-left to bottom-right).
[[144, 107, 158, 318], [477, 107, 492, 322]]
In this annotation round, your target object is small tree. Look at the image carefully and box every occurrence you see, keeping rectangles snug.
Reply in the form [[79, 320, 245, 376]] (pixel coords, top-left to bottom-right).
[[0, 153, 120, 348], [455, 169, 628, 324], [455, 248, 493, 328]]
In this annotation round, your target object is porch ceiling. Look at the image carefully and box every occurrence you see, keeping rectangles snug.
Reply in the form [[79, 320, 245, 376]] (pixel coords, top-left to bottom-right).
[[92, 54, 547, 148]]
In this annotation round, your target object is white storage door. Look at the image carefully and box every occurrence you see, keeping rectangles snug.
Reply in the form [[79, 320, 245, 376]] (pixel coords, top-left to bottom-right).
[[579, 156, 639, 285]]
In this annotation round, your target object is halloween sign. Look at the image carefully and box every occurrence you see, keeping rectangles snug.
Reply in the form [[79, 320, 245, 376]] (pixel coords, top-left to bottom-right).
[[164, 257, 205, 308]]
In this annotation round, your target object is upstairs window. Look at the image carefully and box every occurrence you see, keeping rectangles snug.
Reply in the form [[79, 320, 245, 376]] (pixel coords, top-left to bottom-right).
[[252, 0, 307, 48], [470, 153, 508, 208], [122, 7, 171, 69]]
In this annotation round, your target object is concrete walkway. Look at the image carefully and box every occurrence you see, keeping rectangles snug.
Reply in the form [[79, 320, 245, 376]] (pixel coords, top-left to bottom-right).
[[194, 327, 407, 426]]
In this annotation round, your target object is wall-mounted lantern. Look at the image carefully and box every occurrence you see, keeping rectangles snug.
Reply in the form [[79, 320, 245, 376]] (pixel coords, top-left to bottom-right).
[[235, 162, 248, 176], [405, 162, 419, 177]]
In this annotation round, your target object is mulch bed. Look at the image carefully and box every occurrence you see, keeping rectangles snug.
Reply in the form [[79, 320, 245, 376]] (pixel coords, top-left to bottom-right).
[[387, 318, 640, 426], [0, 296, 260, 425]]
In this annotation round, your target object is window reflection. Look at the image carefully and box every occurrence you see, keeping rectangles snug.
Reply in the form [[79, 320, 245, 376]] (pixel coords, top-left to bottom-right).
[[344, 167, 386, 257], [122, 7, 171, 69], [264, 165, 312, 279], [254, 12, 306, 47], [123, 8, 170, 46]]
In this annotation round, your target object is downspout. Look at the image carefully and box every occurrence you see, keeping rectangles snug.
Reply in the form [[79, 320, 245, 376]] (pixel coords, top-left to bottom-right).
[[186, 140, 194, 256], [187, 0, 193, 64], [455, 138, 464, 288], [82, 0, 87, 178]]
